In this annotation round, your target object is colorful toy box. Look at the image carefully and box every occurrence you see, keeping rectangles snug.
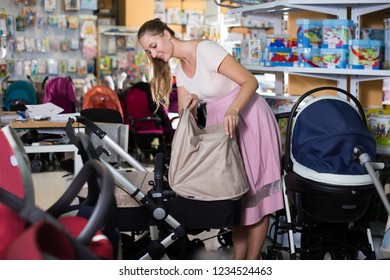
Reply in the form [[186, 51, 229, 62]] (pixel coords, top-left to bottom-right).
[[360, 28, 385, 41], [263, 48, 297, 67], [297, 19, 322, 48], [266, 35, 297, 51], [322, 19, 354, 49], [348, 39, 382, 69], [365, 107, 390, 146], [320, 48, 348, 68], [240, 39, 262, 66], [297, 47, 321, 67], [369, 115, 390, 146]]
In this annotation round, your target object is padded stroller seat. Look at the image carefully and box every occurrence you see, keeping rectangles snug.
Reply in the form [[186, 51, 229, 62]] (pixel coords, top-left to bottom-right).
[[284, 90, 377, 223]]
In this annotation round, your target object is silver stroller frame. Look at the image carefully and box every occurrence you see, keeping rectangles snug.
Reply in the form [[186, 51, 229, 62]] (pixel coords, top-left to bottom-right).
[[66, 116, 186, 260]]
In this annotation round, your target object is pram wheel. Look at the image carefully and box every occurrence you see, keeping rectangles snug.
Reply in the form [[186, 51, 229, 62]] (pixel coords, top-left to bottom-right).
[[30, 158, 43, 173], [217, 228, 233, 247], [262, 249, 283, 260], [322, 250, 336, 260]]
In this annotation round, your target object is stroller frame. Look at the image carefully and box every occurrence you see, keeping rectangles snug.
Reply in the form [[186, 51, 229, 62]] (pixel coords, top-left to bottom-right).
[[266, 86, 389, 260], [66, 116, 189, 260]]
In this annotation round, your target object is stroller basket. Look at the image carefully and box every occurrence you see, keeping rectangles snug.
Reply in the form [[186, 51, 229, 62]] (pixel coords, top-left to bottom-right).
[[284, 87, 377, 223]]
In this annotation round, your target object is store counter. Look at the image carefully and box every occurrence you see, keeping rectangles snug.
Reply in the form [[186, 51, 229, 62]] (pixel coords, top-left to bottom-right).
[[10, 119, 84, 175]]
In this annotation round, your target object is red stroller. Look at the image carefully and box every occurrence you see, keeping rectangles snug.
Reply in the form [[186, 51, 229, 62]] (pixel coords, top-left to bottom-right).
[[120, 82, 174, 161], [0, 125, 116, 259]]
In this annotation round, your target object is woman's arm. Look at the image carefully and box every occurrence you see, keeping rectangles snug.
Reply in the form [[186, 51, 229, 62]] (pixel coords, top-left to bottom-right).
[[177, 86, 198, 117], [218, 54, 259, 138]]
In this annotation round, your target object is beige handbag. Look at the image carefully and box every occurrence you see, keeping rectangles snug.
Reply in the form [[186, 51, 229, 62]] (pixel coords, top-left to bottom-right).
[[168, 108, 249, 201]]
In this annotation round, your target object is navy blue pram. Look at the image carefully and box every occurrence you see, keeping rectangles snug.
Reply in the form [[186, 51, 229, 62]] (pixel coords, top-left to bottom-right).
[[265, 87, 380, 260]]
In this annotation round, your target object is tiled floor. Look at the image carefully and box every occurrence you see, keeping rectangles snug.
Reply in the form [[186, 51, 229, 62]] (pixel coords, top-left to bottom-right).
[[32, 167, 388, 260]]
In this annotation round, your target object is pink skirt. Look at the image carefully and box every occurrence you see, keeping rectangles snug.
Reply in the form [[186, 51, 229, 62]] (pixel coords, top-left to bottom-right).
[[206, 87, 284, 225]]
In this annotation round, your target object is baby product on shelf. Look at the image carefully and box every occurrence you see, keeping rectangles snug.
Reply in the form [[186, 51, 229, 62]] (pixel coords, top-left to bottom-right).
[[348, 39, 382, 70]]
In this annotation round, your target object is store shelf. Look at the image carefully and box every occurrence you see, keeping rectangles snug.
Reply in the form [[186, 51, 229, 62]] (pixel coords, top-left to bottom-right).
[[229, 0, 390, 17], [228, 1, 390, 96], [245, 66, 390, 77]]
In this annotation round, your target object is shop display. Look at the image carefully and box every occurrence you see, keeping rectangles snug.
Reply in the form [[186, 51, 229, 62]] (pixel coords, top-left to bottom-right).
[[0, 0, 98, 82], [97, 25, 148, 86]]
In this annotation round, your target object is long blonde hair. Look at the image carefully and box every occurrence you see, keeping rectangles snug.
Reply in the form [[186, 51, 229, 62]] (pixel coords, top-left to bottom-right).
[[138, 18, 175, 109]]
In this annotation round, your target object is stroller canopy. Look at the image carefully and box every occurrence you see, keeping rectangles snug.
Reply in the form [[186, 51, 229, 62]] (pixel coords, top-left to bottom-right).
[[43, 77, 78, 114], [82, 85, 124, 118], [291, 96, 376, 185], [4, 80, 37, 111]]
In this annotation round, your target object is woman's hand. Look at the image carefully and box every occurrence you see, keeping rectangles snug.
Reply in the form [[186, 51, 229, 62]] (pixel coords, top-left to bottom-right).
[[224, 108, 239, 138], [183, 93, 199, 111]]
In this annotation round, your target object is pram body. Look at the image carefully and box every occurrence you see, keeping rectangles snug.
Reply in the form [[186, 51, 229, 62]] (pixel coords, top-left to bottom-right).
[[65, 116, 241, 259], [266, 87, 380, 260]]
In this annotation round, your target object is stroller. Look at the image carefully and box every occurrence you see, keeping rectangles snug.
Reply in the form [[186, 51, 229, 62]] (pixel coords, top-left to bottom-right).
[[42, 76, 78, 113], [65, 115, 241, 260], [265, 86, 387, 260], [0, 125, 116, 259], [3, 79, 37, 111], [120, 82, 174, 162], [82, 85, 124, 119]]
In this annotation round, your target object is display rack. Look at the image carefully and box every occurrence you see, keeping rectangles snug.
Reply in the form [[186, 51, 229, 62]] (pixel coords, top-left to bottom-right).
[[0, 0, 98, 84], [228, 0, 390, 97]]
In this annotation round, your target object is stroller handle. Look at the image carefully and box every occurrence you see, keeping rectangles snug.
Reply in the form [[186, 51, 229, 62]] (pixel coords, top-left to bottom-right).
[[66, 116, 107, 147], [284, 86, 366, 171], [0, 159, 114, 246]]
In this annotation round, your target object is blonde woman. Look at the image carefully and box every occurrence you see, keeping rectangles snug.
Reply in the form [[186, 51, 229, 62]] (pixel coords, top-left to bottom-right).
[[138, 18, 283, 260]]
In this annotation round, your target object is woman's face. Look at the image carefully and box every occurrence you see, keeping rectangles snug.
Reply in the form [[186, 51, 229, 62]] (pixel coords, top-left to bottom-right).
[[139, 30, 173, 62]]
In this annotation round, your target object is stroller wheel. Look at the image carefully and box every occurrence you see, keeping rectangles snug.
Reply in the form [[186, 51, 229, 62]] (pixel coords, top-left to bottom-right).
[[30, 159, 43, 173], [267, 249, 283, 260], [217, 228, 233, 247], [323, 250, 336, 260]]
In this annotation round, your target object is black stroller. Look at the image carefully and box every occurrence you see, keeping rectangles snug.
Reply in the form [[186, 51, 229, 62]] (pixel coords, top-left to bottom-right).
[[65, 116, 241, 260], [265, 86, 386, 260]]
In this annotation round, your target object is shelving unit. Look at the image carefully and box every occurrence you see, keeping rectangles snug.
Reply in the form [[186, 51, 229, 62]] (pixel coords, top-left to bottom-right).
[[227, 0, 390, 96]]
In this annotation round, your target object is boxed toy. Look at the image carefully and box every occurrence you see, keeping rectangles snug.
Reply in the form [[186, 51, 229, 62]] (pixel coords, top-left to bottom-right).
[[240, 39, 262, 66], [266, 35, 297, 52], [297, 47, 321, 67], [322, 19, 354, 49], [348, 39, 382, 69], [369, 114, 390, 146], [365, 107, 390, 146], [263, 48, 297, 67], [321, 48, 348, 69], [360, 28, 385, 41], [297, 19, 322, 48]]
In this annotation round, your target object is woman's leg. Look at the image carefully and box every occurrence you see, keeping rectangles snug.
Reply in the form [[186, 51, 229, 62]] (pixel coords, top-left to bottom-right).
[[232, 226, 248, 260], [232, 215, 269, 260], [246, 215, 269, 260]]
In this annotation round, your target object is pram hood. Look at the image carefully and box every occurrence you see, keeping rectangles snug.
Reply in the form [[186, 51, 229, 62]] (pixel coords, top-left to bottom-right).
[[290, 96, 376, 186], [43, 77, 78, 113], [82, 85, 124, 118], [4, 80, 37, 110]]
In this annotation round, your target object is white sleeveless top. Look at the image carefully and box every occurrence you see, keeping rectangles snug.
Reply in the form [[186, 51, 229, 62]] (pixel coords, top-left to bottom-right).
[[175, 40, 238, 103]]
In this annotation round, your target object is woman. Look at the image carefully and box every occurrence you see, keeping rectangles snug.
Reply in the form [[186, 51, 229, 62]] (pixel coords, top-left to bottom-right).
[[138, 18, 283, 260]]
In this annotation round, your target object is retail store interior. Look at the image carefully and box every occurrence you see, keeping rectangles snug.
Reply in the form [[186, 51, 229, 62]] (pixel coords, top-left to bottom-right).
[[1, 0, 390, 261]]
